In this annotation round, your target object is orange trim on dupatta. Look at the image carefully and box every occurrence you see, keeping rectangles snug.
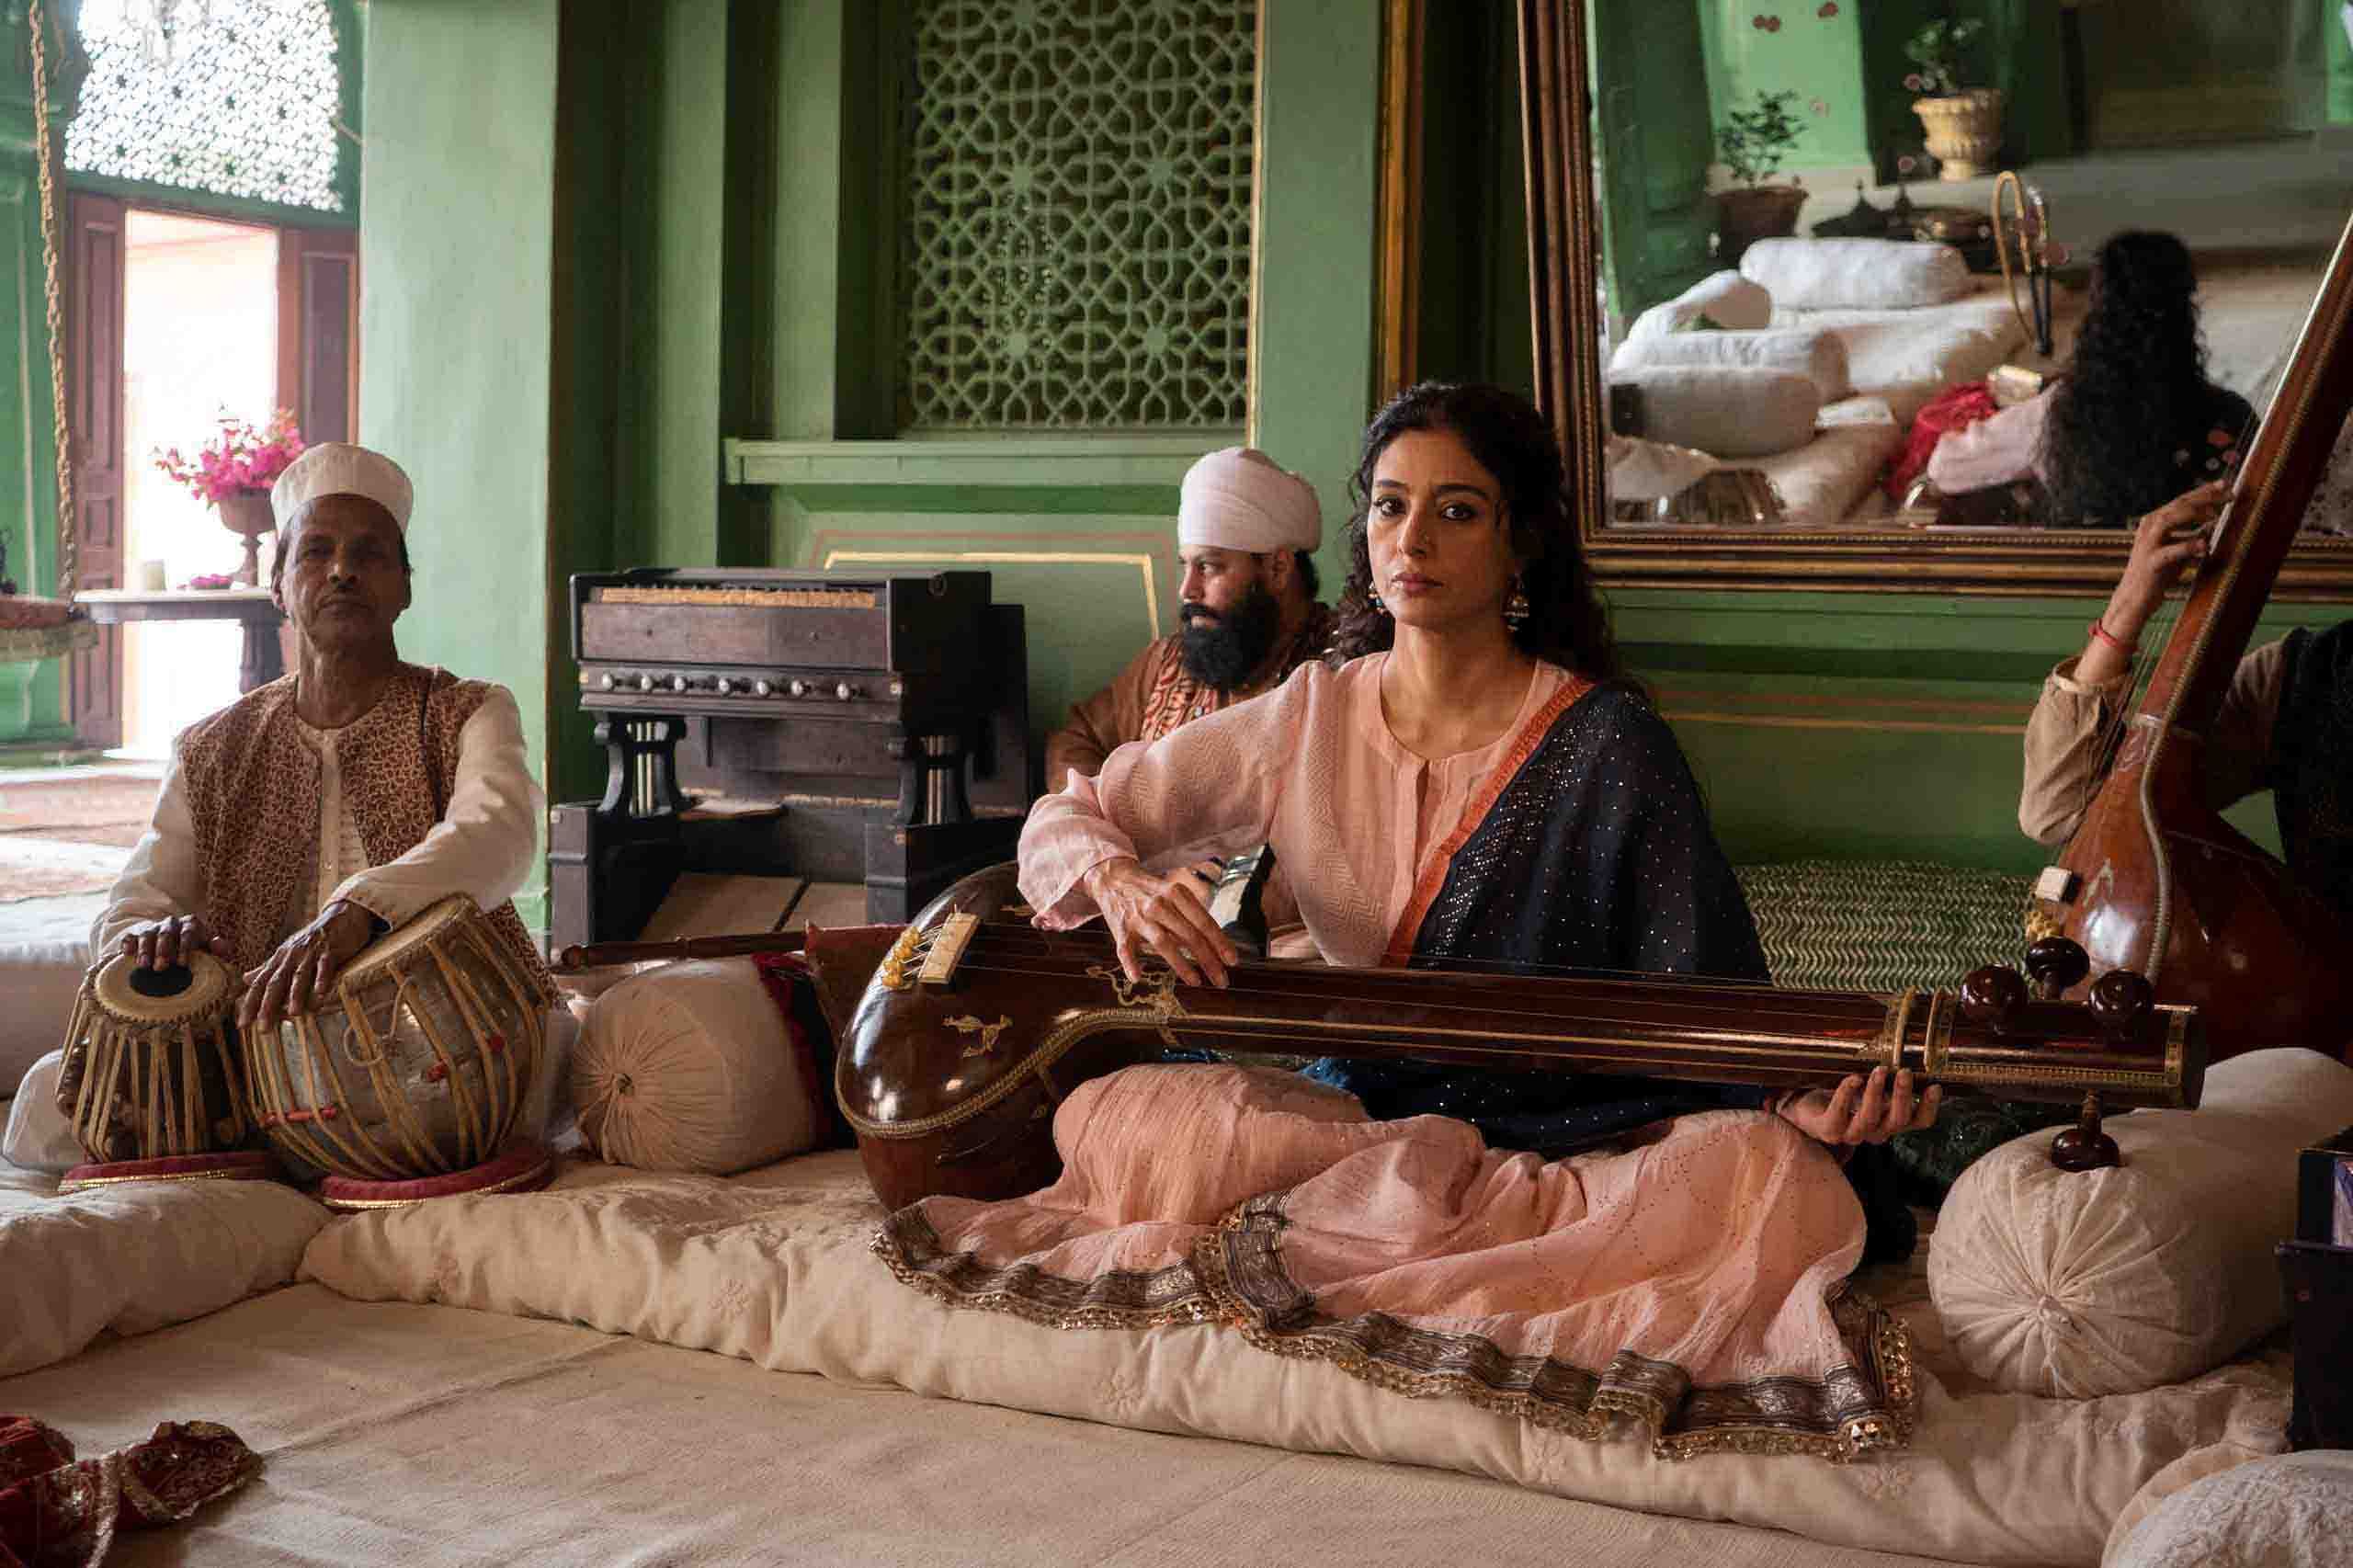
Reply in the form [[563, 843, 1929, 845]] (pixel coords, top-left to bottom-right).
[[1381, 674, 1596, 966]]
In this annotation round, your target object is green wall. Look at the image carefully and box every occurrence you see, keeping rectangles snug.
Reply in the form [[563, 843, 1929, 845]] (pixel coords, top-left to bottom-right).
[[2332, 0, 2353, 124], [358, 0, 561, 928], [1696, 0, 1872, 170]]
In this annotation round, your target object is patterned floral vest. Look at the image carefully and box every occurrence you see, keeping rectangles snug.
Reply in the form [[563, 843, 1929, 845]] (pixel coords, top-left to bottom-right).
[[174, 662, 551, 995]]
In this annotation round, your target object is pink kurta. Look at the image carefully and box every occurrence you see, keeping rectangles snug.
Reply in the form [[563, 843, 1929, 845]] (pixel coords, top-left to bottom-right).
[[1018, 653, 1577, 966]]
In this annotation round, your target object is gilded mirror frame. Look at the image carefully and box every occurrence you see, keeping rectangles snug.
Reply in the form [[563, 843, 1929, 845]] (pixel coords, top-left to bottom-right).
[[1514, 0, 2353, 599]]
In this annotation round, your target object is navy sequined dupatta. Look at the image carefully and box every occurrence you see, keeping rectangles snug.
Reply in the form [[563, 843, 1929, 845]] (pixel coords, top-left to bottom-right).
[[1304, 680, 1772, 1158]]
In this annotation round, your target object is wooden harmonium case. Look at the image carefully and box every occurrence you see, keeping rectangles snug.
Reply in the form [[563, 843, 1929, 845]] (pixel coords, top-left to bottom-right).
[[553, 568, 1033, 946]]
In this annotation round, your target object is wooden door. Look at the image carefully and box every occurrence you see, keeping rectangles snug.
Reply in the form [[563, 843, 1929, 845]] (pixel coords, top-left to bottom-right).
[[277, 226, 359, 445], [66, 192, 127, 750], [1588, 1, 1717, 322]]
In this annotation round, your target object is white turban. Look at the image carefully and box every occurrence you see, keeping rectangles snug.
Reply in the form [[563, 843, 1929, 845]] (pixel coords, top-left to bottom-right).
[[1177, 447, 1320, 554], [270, 442, 415, 532]]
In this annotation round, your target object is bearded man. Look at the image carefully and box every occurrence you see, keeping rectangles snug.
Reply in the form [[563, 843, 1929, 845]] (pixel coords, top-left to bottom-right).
[[1045, 447, 1332, 790]]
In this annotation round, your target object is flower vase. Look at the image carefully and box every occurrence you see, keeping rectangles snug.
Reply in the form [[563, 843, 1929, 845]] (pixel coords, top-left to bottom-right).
[[215, 491, 274, 587], [1912, 89, 2006, 180]]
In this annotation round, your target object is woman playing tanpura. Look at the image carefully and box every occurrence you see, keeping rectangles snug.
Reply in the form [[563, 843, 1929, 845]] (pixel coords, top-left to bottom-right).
[[879, 383, 1938, 1460]]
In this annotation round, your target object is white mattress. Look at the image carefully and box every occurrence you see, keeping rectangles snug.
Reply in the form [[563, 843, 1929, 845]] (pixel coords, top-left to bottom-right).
[[1775, 292, 2027, 426], [1, 1283, 1972, 1568]]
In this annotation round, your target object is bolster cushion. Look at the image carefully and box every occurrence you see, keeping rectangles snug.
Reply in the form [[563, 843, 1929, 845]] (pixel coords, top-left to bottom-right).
[[1624, 269, 1773, 341], [573, 959, 825, 1176], [1928, 1047, 2353, 1398], [1612, 326, 1852, 403], [1740, 237, 1970, 310], [1611, 366, 1820, 459], [2109, 1450, 2353, 1568]]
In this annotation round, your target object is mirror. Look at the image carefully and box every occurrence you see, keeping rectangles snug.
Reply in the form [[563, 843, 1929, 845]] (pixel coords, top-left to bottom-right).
[[1520, 0, 2353, 597]]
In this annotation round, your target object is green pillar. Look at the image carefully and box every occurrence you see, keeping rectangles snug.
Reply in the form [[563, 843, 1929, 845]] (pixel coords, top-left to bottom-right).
[[0, 2, 83, 751]]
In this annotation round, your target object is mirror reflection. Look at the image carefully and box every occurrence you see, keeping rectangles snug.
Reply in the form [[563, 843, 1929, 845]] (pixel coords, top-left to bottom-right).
[[1588, 2, 2353, 540]]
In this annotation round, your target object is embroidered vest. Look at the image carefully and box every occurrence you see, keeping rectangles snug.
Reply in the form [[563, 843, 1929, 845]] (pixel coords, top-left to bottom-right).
[[175, 663, 551, 996], [2273, 621, 2353, 920]]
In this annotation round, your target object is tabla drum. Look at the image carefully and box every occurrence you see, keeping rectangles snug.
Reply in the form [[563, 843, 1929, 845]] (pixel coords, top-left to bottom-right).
[[54, 949, 275, 1190], [245, 893, 552, 1210]]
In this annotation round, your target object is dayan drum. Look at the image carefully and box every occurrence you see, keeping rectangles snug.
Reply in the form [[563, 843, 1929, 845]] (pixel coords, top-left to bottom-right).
[[245, 894, 551, 1208], [54, 949, 267, 1186]]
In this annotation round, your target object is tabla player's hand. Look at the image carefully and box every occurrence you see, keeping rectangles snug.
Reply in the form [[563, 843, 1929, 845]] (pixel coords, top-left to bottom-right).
[[120, 914, 231, 972], [1775, 1068, 1941, 1147], [239, 900, 381, 1034], [1081, 857, 1236, 988]]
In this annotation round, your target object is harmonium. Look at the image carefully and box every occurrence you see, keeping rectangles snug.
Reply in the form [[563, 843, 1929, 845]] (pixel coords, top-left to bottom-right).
[[549, 568, 1035, 952]]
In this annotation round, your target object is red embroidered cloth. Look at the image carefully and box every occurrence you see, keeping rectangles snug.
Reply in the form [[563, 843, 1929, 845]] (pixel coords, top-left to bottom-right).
[[0, 1415, 258, 1568], [1884, 382, 1999, 500]]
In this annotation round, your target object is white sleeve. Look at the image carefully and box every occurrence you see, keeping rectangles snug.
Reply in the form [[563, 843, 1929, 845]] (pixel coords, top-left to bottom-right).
[[334, 686, 542, 929], [90, 751, 204, 959]]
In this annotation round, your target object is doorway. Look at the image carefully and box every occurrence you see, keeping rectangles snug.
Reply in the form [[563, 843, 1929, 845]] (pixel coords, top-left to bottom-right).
[[119, 210, 278, 758]]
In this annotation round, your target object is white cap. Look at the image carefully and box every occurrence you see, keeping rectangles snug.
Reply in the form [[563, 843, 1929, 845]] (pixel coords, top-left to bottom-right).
[[1177, 447, 1320, 554], [270, 442, 415, 532]]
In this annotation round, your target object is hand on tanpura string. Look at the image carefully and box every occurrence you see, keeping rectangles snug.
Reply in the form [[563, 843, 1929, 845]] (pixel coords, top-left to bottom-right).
[[120, 914, 232, 971], [2079, 479, 2230, 684], [1773, 1067, 1940, 1147], [1082, 855, 1238, 987], [238, 899, 381, 1033]]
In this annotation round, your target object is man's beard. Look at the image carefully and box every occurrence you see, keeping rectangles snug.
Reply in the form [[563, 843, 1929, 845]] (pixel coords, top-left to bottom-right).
[[1178, 580, 1283, 689]]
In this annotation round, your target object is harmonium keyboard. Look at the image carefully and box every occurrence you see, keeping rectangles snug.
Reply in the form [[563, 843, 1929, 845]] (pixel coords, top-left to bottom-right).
[[549, 568, 1034, 950]]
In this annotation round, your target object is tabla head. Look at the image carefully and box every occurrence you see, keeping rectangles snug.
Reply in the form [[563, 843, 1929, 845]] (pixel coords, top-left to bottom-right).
[[57, 948, 255, 1170]]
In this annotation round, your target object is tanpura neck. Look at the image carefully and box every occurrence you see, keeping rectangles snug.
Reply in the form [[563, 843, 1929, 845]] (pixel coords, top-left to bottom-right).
[[292, 641, 403, 730], [1381, 623, 1537, 760]]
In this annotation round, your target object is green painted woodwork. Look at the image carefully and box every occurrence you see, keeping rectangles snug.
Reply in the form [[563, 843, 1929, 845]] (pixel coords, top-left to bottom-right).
[[1251, 0, 1381, 585], [2331, 0, 2353, 125], [1610, 586, 2317, 870], [0, 6, 82, 748], [358, 0, 561, 929], [1589, 0, 1716, 318], [1696, 0, 1872, 169]]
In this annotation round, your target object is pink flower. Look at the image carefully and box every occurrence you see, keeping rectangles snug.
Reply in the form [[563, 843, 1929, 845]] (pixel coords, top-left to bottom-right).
[[146, 409, 305, 504]]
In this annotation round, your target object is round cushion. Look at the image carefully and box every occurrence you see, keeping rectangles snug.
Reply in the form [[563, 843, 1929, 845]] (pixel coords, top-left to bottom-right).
[[574, 959, 824, 1175], [2109, 1452, 2353, 1568], [1611, 366, 1820, 459], [1928, 1048, 2353, 1398], [1739, 236, 1970, 310], [1612, 327, 1852, 403]]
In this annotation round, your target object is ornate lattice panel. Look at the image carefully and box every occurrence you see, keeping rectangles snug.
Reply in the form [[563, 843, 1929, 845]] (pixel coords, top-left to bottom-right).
[[66, 0, 345, 213], [898, 0, 1257, 430]]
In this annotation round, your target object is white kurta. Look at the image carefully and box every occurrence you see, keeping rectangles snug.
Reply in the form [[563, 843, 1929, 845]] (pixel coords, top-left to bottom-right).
[[92, 686, 543, 959]]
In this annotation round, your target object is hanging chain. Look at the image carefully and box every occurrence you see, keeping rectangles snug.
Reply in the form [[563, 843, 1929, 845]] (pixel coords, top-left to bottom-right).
[[28, 0, 76, 602]]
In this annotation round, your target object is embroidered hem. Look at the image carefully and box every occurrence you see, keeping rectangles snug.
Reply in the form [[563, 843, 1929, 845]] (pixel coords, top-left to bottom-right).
[[872, 1191, 1916, 1463]]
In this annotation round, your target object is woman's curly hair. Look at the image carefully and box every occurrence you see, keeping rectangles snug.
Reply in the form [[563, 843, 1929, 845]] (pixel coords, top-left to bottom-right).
[[1328, 381, 1623, 681], [2040, 231, 2242, 526]]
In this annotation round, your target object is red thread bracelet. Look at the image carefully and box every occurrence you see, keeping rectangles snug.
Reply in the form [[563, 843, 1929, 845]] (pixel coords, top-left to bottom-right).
[[2087, 618, 2134, 655]]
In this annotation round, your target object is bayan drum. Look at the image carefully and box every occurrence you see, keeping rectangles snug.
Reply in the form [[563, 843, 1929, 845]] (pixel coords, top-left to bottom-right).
[[246, 894, 552, 1209], [54, 949, 273, 1190]]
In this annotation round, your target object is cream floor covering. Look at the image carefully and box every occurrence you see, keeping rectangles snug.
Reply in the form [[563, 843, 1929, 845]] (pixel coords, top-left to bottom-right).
[[0, 1283, 1968, 1568]]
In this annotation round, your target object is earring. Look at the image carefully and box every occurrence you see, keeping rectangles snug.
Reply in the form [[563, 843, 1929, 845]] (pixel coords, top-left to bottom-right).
[[1503, 577, 1530, 630], [1367, 589, 1388, 615]]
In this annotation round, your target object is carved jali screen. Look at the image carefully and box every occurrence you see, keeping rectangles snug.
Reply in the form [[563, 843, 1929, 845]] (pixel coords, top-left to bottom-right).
[[896, 0, 1257, 430], [67, 0, 345, 214]]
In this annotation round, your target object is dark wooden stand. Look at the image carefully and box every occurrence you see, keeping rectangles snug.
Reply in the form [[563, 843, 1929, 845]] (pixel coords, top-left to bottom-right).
[[2279, 1241, 2353, 1451]]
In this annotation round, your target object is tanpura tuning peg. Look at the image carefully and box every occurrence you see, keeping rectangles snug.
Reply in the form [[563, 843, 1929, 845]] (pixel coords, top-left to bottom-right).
[[2086, 970, 2155, 1040], [2050, 1089, 2122, 1173], [2023, 936, 2090, 1001], [1958, 964, 2029, 1026]]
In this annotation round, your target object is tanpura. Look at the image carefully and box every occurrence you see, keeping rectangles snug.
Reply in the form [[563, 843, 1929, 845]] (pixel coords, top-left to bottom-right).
[[788, 863, 2199, 1210], [2030, 212, 2353, 1060]]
